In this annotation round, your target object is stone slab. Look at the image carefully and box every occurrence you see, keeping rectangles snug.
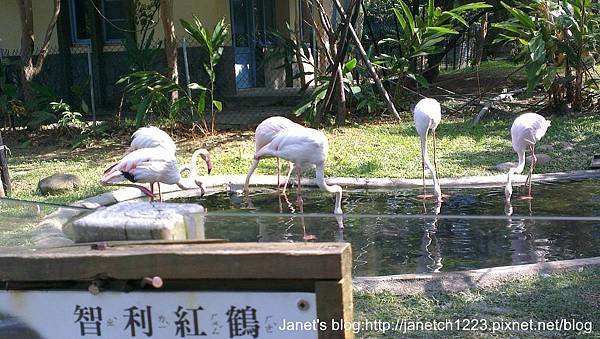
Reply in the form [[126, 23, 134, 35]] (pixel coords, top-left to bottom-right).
[[72, 201, 206, 243]]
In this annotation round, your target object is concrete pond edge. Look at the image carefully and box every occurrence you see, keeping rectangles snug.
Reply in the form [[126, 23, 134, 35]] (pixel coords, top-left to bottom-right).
[[353, 256, 600, 296], [29, 169, 600, 292]]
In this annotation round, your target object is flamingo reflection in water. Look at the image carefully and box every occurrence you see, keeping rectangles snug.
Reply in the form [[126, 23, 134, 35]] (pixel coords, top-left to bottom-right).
[[416, 200, 443, 273]]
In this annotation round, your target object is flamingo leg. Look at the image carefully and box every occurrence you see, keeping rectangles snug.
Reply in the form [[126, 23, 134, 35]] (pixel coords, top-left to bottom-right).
[[158, 182, 163, 202], [276, 157, 281, 191], [421, 158, 426, 196], [432, 129, 438, 172], [282, 162, 294, 195], [296, 165, 303, 213], [521, 145, 536, 200], [294, 167, 315, 241], [528, 145, 537, 197], [150, 183, 155, 202]]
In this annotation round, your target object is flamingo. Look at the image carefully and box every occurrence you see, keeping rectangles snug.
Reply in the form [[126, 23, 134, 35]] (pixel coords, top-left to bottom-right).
[[244, 116, 304, 194], [505, 113, 551, 202], [127, 126, 176, 155], [124, 126, 177, 198], [414, 98, 443, 202], [101, 147, 187, 201], [180, 148, 213, 196], [254, 127, 343, 216]]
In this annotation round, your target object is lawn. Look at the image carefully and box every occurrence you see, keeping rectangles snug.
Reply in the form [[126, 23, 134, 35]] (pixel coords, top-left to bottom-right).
[[5, 113, 600, 205], [354, 268, 600, 338]]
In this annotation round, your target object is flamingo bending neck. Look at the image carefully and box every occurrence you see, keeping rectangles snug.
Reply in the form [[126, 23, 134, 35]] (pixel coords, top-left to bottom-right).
[[420, 134, 442, 202], [315, 164, 343, 215], [505, 149, 526, 201]]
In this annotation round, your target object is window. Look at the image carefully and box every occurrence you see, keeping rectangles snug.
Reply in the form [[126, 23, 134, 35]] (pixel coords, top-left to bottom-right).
[[255, 0, 276, 46], [69, 0, 129, 44]]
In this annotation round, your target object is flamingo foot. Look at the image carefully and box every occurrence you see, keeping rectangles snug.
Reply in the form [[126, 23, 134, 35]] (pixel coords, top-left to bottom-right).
[[519, 195, 534, 200], [303, 234, 316, 241], [417, 194, 436, 199]]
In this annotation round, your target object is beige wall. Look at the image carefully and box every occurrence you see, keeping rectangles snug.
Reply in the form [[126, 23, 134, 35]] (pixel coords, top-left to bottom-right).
[[0, 0, 314, 52], [151, 0, 232, 44], [0, 0, 60, 52], [0, 0, 233, 51]]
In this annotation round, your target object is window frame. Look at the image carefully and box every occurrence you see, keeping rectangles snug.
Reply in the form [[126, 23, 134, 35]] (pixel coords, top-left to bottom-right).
[[68, 0, 129, 45]]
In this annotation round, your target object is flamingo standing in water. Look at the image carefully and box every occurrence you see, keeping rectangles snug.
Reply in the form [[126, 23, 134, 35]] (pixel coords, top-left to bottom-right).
[[505, 113, 551, 202], [413, 98, 443, 202], [253, 127, 343, 216], [101, 147, 187, 201], [244, 116, 304, 194]]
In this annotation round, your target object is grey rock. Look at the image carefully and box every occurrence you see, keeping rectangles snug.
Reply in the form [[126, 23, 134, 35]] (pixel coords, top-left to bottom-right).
[[561, 142, 574, 151], [496, 162, 517, 172], [526, 153, 552, 165], [537, 144, 554, 152], [38, 173, 82, 195]]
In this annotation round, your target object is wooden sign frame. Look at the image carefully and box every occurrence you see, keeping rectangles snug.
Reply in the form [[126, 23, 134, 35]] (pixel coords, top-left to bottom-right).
[[0, 242, 353, 339]]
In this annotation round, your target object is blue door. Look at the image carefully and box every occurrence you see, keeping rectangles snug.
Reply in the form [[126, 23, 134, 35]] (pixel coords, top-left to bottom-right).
[[231, 0, 256, 89]]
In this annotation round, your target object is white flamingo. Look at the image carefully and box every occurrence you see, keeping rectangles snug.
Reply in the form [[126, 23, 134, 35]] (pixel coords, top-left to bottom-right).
[[244, 116, 304, 194], [101, 147, 186, 201], [254, 127, 343, 216], [127, 126, 176, 154], [505, 113, 551, 202], [180, 148, 213, 196], [414, 98, 442, 202]]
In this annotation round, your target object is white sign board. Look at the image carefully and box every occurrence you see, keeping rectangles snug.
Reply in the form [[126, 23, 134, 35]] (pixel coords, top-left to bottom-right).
[[0, 291, 317, 339]]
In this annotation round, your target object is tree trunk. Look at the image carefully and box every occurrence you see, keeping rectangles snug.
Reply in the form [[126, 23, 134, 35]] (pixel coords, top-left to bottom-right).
[[334, 66, 347, 127], [472, 13, 488, 67], [573, 66, 584, 111], [17, 0, 61, 103], [160, 0, 179, 102]]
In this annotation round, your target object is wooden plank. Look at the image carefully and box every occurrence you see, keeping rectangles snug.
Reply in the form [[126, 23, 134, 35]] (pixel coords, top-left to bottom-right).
[[316, 244, 353, 339], [0, 242, 351, 281]]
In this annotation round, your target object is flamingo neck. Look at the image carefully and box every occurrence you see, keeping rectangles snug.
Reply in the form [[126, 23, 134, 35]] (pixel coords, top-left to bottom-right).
[[190, 149, 202, 176], [244, 159, 260, 193], [505, 149, 526, 201], [420, 134, 441, 200], [315, 164, 343, 215]]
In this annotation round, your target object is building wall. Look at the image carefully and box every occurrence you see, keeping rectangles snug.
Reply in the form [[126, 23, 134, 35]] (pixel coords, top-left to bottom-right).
[[0, 0, 233, 52], [0, 0, 60, 52], [149, 0, 232, 46]]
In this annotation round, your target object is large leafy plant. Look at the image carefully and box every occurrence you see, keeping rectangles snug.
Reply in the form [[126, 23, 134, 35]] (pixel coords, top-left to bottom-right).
[[181, 16, 229, 134], [378, 0, 492, 88], [493, 0, 600, 110], [117, 71, 193, 127], [295, 59, 361, 124]]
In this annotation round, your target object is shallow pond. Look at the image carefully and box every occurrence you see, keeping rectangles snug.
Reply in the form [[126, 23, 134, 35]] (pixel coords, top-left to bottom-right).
[[173, 179, 600, 276]]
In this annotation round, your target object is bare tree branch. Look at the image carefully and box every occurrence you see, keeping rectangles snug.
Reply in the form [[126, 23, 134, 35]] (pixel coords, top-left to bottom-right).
[[33, 0, 61, 75]]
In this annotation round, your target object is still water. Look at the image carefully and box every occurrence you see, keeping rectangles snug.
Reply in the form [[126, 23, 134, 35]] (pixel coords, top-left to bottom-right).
[[174, 180, 600, 276]]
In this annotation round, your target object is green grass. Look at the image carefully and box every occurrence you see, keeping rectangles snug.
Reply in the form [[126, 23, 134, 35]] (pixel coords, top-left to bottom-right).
[[354, 269, 600, 338], [439, 60, 526, 79], [6, 114, 600, 205]]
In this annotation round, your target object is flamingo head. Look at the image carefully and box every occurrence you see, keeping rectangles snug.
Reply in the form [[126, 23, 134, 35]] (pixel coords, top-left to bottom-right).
[[197, 149, 212, 174], [505, 172, 513, 202]]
